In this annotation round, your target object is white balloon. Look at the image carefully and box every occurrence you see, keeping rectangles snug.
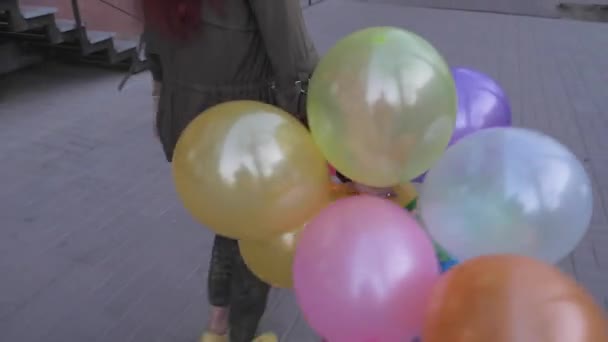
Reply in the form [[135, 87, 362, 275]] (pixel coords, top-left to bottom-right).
[[419, 127, 592, 264]]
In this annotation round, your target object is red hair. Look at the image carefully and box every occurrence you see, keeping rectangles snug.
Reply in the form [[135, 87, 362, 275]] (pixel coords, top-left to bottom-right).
[[141, 0, 221, 40]]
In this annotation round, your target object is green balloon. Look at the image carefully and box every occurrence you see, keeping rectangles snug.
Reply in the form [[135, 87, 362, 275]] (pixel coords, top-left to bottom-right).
[[308, 27, 457, 187]]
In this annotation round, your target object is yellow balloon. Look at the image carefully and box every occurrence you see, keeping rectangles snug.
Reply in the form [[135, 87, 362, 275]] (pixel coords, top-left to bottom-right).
[[393, 182, 418, 209], [239, 182, 357, 288], [172, 101, 332, 241], [308, 27, 457, 186], [239, 228, 301, 288]]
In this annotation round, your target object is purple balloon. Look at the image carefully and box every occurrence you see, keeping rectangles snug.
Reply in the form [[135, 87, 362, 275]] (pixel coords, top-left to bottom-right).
[[412, 67, 511, 183], [450, 67, 512, 143]]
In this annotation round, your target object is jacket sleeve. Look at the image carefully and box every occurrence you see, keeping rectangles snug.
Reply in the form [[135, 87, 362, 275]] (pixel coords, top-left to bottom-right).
[[249, 0, 319, 118]]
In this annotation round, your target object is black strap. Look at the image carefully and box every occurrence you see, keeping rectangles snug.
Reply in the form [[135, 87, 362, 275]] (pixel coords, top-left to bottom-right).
[[294, 78, 310, 127]]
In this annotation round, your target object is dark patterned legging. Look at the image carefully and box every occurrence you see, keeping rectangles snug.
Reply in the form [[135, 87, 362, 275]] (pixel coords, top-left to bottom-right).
[[208, 235, 270, 342]]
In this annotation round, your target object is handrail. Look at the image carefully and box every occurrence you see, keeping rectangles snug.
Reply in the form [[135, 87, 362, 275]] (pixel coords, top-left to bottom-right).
[[70, 0, 89, 46], [70, 0, 84, 29], [97, 0, 141, 21]]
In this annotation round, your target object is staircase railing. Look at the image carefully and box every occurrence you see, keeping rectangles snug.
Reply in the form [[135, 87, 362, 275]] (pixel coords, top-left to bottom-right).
[[70, 0, 87, 44], [97, 0, 140, 20]]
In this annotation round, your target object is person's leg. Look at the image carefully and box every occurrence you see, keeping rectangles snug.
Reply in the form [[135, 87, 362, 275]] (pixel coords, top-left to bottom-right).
[[229, 248, 271, 342], [206, 235, 239, 336]]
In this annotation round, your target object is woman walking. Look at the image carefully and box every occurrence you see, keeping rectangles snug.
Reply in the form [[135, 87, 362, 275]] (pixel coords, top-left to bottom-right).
[[141, 0, 318, 340]]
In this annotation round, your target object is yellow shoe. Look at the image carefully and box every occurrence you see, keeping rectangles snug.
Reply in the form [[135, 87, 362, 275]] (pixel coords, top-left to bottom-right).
[[252, 332, 278, 342], [199, 332, 228, 342]]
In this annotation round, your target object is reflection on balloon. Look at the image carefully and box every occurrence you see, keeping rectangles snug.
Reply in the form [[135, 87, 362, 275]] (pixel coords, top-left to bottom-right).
[[172, 101, 331, 241], [419, 127, 593, 263], [294, 196, 439, 341], [240, 228, 301, 289], [308, 27, 457, 186], [423, 255, 608, 342]]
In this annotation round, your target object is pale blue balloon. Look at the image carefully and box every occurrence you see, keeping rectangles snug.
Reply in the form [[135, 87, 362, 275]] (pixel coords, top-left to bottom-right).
[[419, 127, 592, 264]]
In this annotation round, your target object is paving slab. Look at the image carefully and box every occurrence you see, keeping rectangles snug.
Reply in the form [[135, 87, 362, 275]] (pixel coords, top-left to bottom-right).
[[352, 0, 608, 18], [0, 1, 607, 341]]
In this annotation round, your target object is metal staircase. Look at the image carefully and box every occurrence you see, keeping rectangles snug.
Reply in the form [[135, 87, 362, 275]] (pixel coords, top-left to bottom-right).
[[0, 0, 145, 75]]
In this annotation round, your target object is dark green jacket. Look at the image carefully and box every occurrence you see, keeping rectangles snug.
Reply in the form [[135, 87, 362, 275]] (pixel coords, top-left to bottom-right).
[[144, 0, 318, 161]]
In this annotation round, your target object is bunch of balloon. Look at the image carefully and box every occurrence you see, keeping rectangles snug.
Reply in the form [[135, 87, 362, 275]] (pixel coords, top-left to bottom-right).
[[172, 100, 349, 288], [293, 26, 460, 341]]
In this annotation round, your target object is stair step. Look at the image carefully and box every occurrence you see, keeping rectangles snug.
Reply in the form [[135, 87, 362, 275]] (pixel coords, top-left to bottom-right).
[[0, 4, 146, 75], [54, 18, 78, 42], [19, 5, 56, 19], [9, 5, 57, 31], [86, 30, 114, 44], [112, 39, 137, 54], [55, 19, 77, 33]]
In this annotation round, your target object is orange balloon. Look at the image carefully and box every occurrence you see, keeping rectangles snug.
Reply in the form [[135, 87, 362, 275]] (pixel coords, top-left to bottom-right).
[[423, 255, 608, 342]]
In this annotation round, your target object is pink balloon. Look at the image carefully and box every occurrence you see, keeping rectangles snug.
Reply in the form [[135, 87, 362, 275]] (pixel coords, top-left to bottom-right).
[[293, 196, 439, 342]]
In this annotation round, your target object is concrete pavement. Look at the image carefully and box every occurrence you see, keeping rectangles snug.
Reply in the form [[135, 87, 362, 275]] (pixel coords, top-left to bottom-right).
[[352, 0, 608, 18], [1, 1, 607, 341]]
